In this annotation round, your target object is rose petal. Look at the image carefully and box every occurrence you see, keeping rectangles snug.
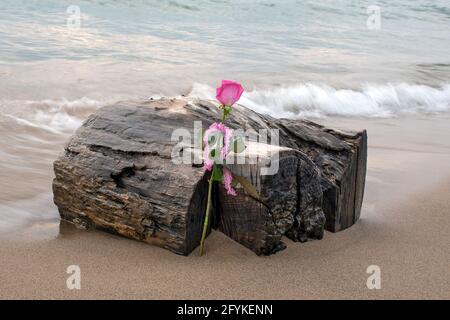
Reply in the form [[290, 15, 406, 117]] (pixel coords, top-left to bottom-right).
[[216, 80, 244, 106], [223, 166, 237, 196]]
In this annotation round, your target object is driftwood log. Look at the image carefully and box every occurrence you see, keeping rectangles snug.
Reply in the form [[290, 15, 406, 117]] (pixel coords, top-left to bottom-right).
[[53, 98, 367, 255], [217, 145, 325, 255]]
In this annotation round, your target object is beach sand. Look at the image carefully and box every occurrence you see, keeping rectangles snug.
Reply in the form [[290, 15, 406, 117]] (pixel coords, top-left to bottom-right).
[[1, 115, 449, 299]]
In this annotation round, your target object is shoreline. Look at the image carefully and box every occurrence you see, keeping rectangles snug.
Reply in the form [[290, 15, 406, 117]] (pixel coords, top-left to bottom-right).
[[1, 177, 449, 299], [1, 115, 450, 299]]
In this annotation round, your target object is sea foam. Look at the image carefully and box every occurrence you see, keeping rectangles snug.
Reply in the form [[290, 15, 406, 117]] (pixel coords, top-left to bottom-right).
[[0, 97, 107, 134], [189, 82, 450, 118]]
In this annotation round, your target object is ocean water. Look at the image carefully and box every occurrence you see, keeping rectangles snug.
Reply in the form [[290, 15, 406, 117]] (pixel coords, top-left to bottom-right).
[[2, 0, 450, 115], [0, 0, 450, 232]]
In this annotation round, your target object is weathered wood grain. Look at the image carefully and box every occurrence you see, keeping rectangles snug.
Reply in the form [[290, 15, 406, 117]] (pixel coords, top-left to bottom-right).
[[217, 147, 325, 255], [53, 98, 367, 255]]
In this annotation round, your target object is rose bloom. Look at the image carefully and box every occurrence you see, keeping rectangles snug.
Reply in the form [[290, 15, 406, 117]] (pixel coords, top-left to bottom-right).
[[216, 80, 244, 106]]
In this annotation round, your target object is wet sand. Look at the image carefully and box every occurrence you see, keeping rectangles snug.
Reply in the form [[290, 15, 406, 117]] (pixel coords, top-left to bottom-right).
[[1, 115, 450, 299]]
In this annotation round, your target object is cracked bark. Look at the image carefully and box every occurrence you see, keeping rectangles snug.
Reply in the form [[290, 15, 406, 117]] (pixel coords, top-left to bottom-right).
[[53, 98, 366, 255]]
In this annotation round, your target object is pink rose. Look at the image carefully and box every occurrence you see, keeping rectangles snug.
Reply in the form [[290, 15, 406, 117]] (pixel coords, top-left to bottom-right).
[[216, 80, 244, 106], [202, 122, 233, 172], [222, 167, 237, 196]]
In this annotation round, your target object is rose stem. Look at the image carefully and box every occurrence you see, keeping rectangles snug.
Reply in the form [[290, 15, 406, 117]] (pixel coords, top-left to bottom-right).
[[199, 165, 215, 256]]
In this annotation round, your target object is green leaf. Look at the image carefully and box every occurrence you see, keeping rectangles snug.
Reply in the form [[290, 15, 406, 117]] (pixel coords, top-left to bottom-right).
[[232, 174, 260, 200], [224, 105, 232, 117], [208, 134, 216, 145], [232, 137, 246, 153], [206, 132, 224, 158], [212, 165, 223, 182], [221, 105, 232, 122]]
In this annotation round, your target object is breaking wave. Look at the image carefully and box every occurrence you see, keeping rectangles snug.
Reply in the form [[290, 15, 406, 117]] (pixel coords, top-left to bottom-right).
[[189, 82, 450, 118], [0, 97, 108, 134]]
